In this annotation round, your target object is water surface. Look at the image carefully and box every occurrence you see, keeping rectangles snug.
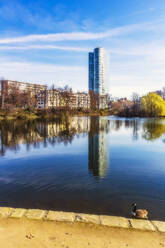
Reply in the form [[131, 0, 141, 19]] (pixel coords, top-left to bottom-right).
[[0, 117, 165, 220]]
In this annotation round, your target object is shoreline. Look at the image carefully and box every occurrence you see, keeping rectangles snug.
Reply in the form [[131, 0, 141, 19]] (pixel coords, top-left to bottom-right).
[[0, 207, 165, 233], [0, 110, 111, 121], [1, 113, 165, 122]]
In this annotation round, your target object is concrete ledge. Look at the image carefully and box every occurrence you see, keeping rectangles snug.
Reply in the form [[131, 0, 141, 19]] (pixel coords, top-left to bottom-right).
[[0, 207, 165, 233], [11, 208, 27, 218], [25, 209, 47, 220], [46, 211, 75, 222], [0, 207, 14, 217], [151, 221, 165, 232], [129, 219, 156, 231], [100, 215, 129, 228], [75, 213, 100, 224]]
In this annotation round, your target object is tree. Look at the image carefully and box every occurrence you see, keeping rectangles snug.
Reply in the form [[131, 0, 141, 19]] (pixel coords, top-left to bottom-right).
[[58, 85, 72, 110], [142, 93, 165, 117], [162, 87, 165, 100], [89, 90, 99, 110], [131, 92, 140, 116]]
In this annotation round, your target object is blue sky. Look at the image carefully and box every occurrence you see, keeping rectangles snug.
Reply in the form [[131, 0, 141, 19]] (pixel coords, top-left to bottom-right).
[[0, 0, 165, 97]]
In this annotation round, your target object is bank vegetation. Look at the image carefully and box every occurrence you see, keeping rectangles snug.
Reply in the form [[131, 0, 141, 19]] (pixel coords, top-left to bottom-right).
[[110, 92, 165, 118]]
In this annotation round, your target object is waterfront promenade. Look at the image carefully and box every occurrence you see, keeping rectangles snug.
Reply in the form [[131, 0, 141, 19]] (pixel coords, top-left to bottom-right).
[[0, 207, 165, 248]]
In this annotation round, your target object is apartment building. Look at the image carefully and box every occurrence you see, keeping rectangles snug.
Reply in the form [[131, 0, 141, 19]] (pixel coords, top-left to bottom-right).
[[1, 80, 47, 108], [1, 80, 46, 96], [89, 47, 109, 95], [37, 90, 90, 109], [88, 47, 109, 109]]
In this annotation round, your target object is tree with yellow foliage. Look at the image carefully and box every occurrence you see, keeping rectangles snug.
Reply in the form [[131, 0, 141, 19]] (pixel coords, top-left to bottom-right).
[[142, 93, 165, 117]]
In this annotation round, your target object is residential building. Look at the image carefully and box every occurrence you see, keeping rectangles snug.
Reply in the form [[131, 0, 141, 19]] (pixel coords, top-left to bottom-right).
[[76, 92, 90, 109], [36, 90, 47, 109], [1, 80, 46, 96], [1, 80, 90, 110], [89, 47, 109, 95], [37, 90, 90, 110], [88, 47, 109, 109], [1, 80, 47, 108], [89, 52, 94, 92], [45, 89, 60, 108]]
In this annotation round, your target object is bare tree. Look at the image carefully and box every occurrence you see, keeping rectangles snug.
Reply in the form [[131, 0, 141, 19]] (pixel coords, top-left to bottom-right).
[[162, 87, 165, 100], [131, 92, 140, 116], [89, 90, 99, 111]]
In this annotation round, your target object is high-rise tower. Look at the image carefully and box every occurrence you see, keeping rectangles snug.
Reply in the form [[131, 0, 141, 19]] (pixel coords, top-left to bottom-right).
[[88, 47, 109, 95]]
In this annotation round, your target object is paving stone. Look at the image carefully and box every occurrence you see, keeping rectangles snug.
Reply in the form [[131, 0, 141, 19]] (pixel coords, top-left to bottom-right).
[[0, 207, 14, 217], [46, 211, 75, 222], [100, 215, 129, 228], [25, 209, 47, 220], [74, 213, 100, 224], [152, 221, 165, 232], [11, 208, 27, 218], [130, 219, 156, 231]]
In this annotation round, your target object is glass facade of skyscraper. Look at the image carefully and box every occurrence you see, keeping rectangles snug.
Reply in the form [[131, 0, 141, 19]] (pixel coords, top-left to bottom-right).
[[88, 47, 109, 95]]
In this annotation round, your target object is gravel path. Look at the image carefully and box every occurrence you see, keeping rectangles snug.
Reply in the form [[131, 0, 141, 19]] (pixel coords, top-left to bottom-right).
[[0, 218, 165, 248]]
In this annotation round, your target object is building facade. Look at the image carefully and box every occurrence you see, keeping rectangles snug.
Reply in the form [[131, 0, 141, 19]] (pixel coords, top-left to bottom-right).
[[1, 80, 47, 109], [37, 90, 90, 110], [88, 47, 109, 109], [89, 47, 109, 95], [89, 52, 94, 92], [1, 80, 46, 96]]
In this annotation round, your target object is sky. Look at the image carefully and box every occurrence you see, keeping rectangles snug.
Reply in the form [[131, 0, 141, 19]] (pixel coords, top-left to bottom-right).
[[0, 0, 165, 98]]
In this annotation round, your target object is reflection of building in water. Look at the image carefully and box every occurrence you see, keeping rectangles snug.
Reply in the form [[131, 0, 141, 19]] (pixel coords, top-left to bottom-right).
[[46, 117, 90, 137], [0, 117, 91, 156], [88, 117, 109, 179], [69, 117, 90, 133]]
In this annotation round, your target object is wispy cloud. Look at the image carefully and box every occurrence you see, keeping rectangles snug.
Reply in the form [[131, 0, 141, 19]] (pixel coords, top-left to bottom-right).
[[0, 45, 89, 52], [0, 22, 157, 45], [116, 7, 155, 19], [1, 43, 165, 62], [0, 1, 165, 98]]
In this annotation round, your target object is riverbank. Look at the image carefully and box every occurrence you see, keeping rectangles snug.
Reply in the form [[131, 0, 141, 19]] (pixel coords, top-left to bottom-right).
[[1, 207, 165, 232], [0, 108, 111, 121], [0, 208, 165, 248]]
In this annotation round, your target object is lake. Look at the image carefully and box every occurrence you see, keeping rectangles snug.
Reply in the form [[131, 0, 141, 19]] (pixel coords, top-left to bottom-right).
[[0, 116, 165, 220]]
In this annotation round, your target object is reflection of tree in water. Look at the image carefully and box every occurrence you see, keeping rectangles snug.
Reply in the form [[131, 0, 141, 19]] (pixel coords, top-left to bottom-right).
[[109, 119, 140, 141], [114, 119, 122, 131], [112, 118, 165, 141], [88, 117, 110, 179], [2, 117, 165, 157], [0, 120, 43, 156], [108, 118, 165, 142], [124, 119, 140, 141], [142, 120, 165, 141], [0, 118, 88, 156]]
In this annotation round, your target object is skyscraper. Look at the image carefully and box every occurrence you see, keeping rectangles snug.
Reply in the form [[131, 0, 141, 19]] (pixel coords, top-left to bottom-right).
[[88, 47, 109, 95]]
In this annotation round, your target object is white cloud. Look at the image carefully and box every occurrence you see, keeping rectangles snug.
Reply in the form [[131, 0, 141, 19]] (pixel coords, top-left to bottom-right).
[[0, 22, 157, 45], [0, 45, 89, 52], [0, 17, 165, 98]]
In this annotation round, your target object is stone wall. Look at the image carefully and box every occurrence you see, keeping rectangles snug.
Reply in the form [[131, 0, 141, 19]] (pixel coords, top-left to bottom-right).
[[0, 207, 165, 233]]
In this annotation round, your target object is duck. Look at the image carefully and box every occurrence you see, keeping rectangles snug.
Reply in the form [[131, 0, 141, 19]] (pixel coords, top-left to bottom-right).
[[131, 202, 148, 219]]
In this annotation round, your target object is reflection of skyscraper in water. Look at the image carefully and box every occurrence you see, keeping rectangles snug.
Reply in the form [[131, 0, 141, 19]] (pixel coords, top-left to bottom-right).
[[88, 117, 109, 179]]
